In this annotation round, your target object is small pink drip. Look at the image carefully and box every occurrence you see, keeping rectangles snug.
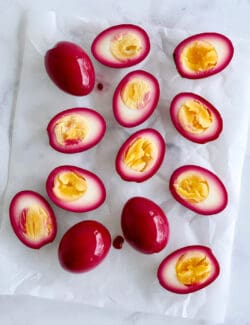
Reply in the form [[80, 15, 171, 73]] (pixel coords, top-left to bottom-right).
[[97, 83, 104, 91], [113, 235, 124, 249]]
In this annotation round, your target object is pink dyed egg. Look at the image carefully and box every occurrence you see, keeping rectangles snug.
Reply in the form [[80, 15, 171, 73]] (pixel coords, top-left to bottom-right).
[[173, 33, 234, 79], [91, 24, 150, 68], [46, 165, 106, 213], [47, 108, 106, 153], [9, 190, 57, 249], [169, 165, 228, 215], [113, 70, 160, 127], [116, 128, 166, 182]]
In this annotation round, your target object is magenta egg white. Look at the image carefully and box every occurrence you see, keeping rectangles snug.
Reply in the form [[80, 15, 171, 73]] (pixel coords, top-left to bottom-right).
[[116, 128, 166, 182], [173, 32, 234, 79], [113, 70, 160, 127], [91, 24, 150, 68], [170, 92, 223, 144], [169, 165, 228, 215], [46, 165, 106, 213], [47, 107, 106, 153], [157, 245, 220, 294], [9, 190, 57, 249]]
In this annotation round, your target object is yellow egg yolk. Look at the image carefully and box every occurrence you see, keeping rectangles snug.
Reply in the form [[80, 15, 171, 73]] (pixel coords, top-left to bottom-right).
[[23, 205, 51, 241], [176, 252, 212, 286], [53, 171, 87, 201], [54, 114, 88, 145], [174, 174, 209, 203], [181, 40, 218, 72], [178, 100, 213, 134], [121, 78, 151, 109], [124, 137, 155, 172], [110, 32, 142, 61]]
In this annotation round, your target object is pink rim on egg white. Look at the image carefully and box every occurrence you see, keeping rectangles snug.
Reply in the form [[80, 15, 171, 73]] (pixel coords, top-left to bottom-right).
[[157, 245, 220, 294], [170, 92, 223, 144], [9, 190, 57, 249], [47, 107, 106, 153], [116, 128, 166, 182], [46, 165, 106, 213], [169, 165, 228, 215], [91, 24, 150, 68], [113, 70, 160, 127], [173, 33, 234, 79]]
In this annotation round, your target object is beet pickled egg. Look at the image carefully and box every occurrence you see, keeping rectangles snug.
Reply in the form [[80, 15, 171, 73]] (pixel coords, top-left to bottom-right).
[[116, 128, 166, 182], [157, 245, 220, 294], [46, 166, 106, 213], [45, 41, 95, 96], [113, 70, 160, 127], [173, 33, 234, 79], [169, 165, 228, 215], [91, 24, 150, 68], [47, 108, 106, 153], [9, 191, 57, 249], [170, 93, 223, 144], [58, 220, 111, 273], [121, 197, 169, 254]]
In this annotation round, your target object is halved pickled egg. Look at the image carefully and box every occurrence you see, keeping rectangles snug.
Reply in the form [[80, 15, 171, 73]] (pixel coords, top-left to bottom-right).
[[173, 33, 234, 79], [91, 24, 150, 68], [47, 108, 106, 153], [113, 70, 160, 127], [157, 245, 220, 294], [170, 93, 223, 143], [116, 128, 166, 182], [169, 165, 228, 215], [9, 190, 57, 249], [46, 166, 106, 213]]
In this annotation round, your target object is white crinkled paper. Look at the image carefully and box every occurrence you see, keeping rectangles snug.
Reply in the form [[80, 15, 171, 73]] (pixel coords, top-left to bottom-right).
[[0, 12, 249, 323]]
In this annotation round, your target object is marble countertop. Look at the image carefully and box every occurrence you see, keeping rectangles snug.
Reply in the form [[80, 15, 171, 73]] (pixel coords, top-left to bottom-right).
[[1, 1, 250, 324]]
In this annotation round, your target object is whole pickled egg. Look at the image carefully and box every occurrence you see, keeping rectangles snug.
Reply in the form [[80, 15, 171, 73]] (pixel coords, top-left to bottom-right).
[[121, 197, 169, 254], [45, 41, 95, 96], [58, 220, 111, 273]]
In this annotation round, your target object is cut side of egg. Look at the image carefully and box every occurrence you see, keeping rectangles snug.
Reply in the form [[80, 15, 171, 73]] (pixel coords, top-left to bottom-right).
[[170, 92, 223, 143], [116, 128, 166, 182], [91, 24, 150, 68], [157, 245, 220, 294], [46, 166, 106, 213], [173, 33, 234, 79], [113, 70, 160, 127], [47, 108, 106, 154], [169, 165, 228, 215], [9, 190, 57, 249]]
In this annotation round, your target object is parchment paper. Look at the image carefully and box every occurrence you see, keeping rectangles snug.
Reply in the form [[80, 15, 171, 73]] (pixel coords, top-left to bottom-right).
[[0, 12, 249, 323]]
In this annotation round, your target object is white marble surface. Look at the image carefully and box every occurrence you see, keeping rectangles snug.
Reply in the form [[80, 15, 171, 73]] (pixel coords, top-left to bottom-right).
[[0, 1, 250, 324]]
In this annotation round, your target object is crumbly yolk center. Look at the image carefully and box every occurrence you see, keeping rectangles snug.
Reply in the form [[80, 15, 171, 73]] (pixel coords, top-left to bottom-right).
[[53, 171, 88, 201], [22, 205, 51, 241], [174, 174, 209, 203], [54, 114, 88, 145], [110, 32, 142, 61], [121, 78, 151, 109], [124, 137, 155, 172], [178, 100, 213, 134], [181, 40, 218, 72], [176, 253, 212, 286]]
